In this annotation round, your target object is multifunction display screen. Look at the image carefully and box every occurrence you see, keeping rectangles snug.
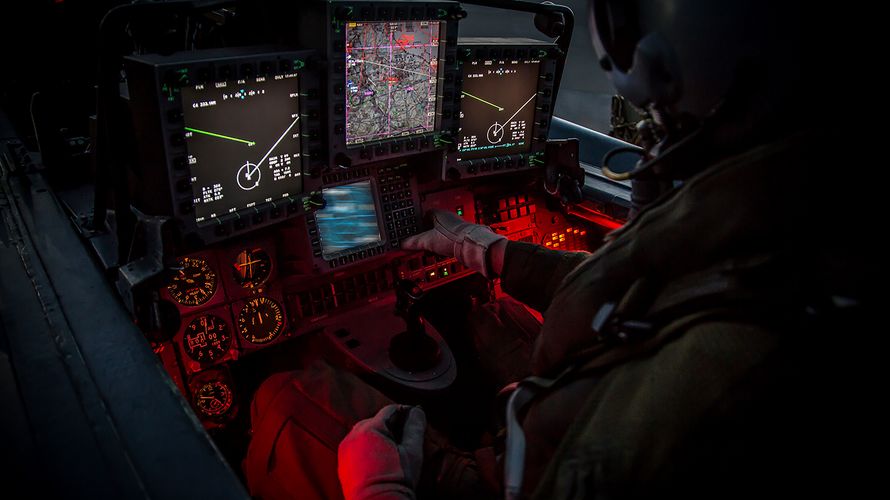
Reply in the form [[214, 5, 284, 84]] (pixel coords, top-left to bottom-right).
[[457, 58, 541, 161], [345, 21, 445, 146], [181, 75, 302, 225], [316, 180, 383, 259]]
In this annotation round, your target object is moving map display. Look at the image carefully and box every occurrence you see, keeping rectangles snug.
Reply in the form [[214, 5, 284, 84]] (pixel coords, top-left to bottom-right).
[[457, 58, 541, 161], [345, 21, 445, 146], [181, 75, 302, 225]]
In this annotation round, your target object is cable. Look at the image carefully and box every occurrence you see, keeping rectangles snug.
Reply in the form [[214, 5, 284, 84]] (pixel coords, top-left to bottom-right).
[[29, 92, 43, 158], [543, 173, 562, 196], [601, 146, 642, 181], [601, 126, 705, 182], [184, 15, 191, 50]]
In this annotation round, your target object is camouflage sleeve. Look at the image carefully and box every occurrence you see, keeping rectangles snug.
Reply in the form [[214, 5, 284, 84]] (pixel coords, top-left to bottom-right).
[[500, 241, 589, 313]]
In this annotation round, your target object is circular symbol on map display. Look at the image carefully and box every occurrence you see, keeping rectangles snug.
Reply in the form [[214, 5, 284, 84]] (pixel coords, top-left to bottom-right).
[[236, 161, 261, 191], [487, 122, 505, 144]]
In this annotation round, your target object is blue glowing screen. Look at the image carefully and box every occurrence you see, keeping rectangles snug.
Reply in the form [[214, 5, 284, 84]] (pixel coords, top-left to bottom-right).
[[316, 180, 382, 259]]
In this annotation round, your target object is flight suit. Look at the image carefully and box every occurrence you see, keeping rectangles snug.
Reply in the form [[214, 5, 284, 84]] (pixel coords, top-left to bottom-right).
[[500, 131, 862, 498], [244, 131, 863, 499]]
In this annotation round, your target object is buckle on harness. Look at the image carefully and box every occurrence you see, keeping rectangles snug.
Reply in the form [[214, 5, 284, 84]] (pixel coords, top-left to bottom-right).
[[591, 301, 655, 344]]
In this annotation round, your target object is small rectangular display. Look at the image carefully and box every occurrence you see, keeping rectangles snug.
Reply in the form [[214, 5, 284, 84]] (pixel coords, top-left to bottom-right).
[[316, 180, 383, 259], [182, 74, 302, 225], [457, 58, 541, 161], [345, 20, 445, 146]]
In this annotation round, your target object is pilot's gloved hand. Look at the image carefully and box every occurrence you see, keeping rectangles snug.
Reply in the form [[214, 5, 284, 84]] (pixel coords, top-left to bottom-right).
[[338, 404, 426, 500], [402, 209, 507, 278]]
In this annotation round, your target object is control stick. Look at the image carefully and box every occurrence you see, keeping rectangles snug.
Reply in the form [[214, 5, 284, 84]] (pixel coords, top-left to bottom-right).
[[389, 279, 441, 372]]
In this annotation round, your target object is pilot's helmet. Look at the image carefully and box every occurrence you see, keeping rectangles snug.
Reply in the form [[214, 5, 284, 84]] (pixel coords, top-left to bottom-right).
[[587, 0, 813, 127]]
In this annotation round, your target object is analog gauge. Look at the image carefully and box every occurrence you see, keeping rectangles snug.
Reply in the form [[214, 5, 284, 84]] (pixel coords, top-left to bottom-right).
[[168, 257, 218, 306], [233, 248, 272, 288], [182, 314, 232, 363], [194, 380, 234, 417], [238, 296, 285, 345]]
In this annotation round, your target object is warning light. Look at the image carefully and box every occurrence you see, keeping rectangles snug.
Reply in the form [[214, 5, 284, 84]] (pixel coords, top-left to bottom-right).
[[456, 206, 464, 216]]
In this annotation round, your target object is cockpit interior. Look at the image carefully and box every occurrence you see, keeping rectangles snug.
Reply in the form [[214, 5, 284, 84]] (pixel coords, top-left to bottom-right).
[[1, 1, 652, 497]]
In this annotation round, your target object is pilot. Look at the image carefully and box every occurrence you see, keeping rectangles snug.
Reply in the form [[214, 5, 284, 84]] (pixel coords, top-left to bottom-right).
[[246, 0, 864, 498]]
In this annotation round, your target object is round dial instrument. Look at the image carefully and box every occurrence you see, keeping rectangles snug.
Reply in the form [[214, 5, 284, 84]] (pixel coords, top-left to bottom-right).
[[182, 314, 232, 363], [194, 380, 234, 417], [233, 248, 272, 288], [238, 296, 285, 344], [168, 257, 218, 306]]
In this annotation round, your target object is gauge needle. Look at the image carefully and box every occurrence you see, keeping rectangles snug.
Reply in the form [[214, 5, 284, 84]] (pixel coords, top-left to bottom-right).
[[237, 258, 260, 276], [257, 313, 263, 325]]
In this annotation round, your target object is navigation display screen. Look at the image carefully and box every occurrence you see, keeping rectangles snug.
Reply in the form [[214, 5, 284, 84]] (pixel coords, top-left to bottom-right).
[[345, 21, 445, 146], [457, 58, 541, 161], [181, 75, 302, 225], [316, 180, 382, 259]]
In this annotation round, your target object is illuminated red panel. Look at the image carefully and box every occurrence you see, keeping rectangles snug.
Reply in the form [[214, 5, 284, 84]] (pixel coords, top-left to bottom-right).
[[567, 202, 625, 230]]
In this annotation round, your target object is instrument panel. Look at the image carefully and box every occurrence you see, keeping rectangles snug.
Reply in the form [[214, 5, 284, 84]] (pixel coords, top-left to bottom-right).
[[447, 38, 559, 180], [311, 2, 463, 169], [151, 184, 602, 425], [161, 240, 292, 375], [167, 256, 218, 307], [126, 48, 324, 246], [182, 314, 232, 363], [119, 0, 608, 428], [233, 248, 273, 288]]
